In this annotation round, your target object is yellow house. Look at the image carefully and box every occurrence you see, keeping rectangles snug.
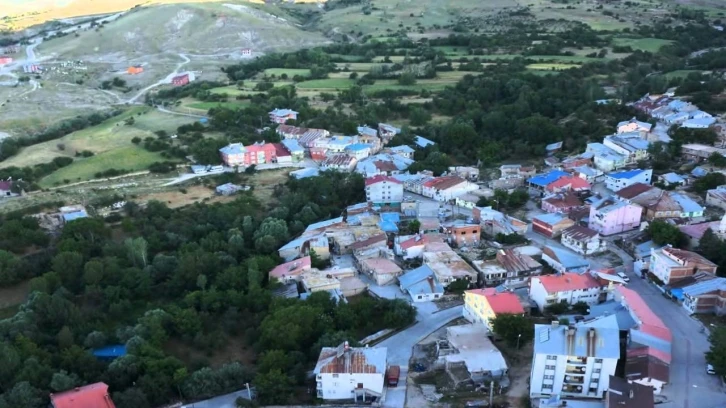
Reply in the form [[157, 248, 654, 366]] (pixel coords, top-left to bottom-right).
[[463, 288, 524, 331]]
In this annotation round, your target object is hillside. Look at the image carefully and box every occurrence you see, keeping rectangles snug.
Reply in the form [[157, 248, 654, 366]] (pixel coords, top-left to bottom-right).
[[36, 2, 328, 60], [0, 0, 325, 31]]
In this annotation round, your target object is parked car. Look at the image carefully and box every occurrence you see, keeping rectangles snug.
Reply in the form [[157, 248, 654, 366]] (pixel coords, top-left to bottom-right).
[[617, 272, 630, 283], [708, 364, 716, 375], [386, 365, 400, 387]]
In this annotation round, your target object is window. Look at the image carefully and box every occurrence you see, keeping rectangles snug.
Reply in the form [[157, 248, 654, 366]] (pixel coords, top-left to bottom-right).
[[545, 365, 556, 370], [542, 384, 553, 390], [593, 368, 601, 373], [544, 375, 555, 380], [547, 355, 557, 361], [417, 295, 422, 300], [333, 374, 339, 378], [595, 359, 603, 363]]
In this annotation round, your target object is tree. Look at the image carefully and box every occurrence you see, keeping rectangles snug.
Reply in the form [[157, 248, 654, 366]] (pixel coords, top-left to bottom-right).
[[447, 279, 470, 293], [125, 237, 149, 267], [544, 302, 570, 315], [708, 152, 726, 167], [409, 107, 431, 126], [309, 248, 329, 269], [113, 388, 151, 408], [491, 314, 533, 348], [647, 220, 686, 247], [693, 172, 726, 194], [254, 369, 294, 404], [0, 382, 44, 408], [571, 301, 590, 315], [398, 72, 416, 86], [707, 327, 726, 375], [50, 370, 81, 392]]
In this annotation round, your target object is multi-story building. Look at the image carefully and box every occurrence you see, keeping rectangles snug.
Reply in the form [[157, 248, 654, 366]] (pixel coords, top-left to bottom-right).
[[422, 176, 478, 201], [541, 192, 585, 214], [617, 117, 653, 134], [365, 175, 403, 207], [314, 342, 387, 402], [219, 142, 277, 167], [649, 245, 718, 285], [603, 133, 650, 165], [605, 169, 653, 192], [561, 225, 605, 255], [473, 248, 542, 287], [529, 272, 616, 312], [532, 213, 575, 238], [463, 288, 525, 331], [586, 143, 626, 172], [681, 144, 726, 161], [588, 197, 642, 236], [530, 323, 620, 399], [269, 108, 298, 124]]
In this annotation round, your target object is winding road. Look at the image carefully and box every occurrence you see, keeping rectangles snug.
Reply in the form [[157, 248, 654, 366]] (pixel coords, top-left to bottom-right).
[[127, 53, 190, 104]]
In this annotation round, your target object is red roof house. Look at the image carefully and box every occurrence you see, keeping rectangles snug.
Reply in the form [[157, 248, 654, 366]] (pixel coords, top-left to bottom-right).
[[545, 175, 591, 193], [466, 288, 525, 315], [0, 55, 13, 65], [50, 382, 116, 408], [171, 73, 190, 86], [269, 256, 311, 283], [365, 174, 402, 186]]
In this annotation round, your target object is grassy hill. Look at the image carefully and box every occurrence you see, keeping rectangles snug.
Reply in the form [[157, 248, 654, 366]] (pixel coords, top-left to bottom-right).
[[36, 2, 328, 59]]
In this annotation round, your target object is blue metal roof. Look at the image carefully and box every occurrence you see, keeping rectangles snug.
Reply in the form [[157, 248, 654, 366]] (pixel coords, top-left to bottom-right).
[[270, 108, 298, 116], [545, 246, 590, 269], [63, 210, 88, 222], [661, 172, 685, 184], [534, 324, 620, 359], [399, 265, 444, 294], [527, 170, 569, 187], [546, 141, 563, 151], [534, 212, 568, 225], [390, 145, 415, 154], [219, 143, 245, 155], [692, 167, 709, 177], [607, 169, 646, 180], [379, 220, 399, 232], [380, 212, 400, 223], [357, 126, 378, 137], [671, 193, 704, 213], [346, 143, 371, 152], [92, 345, 127, 359], [281, 139, 304, 153], [414, 135, 435, 148]]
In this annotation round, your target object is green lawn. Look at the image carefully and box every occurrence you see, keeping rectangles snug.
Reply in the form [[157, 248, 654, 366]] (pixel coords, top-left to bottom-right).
[[263, 68, 311, 77], [613, 37, 674, 53], [186, 101, 250, 110], [664, 70, 704, 79], [432, 46, 470, 56], [296, 78, 357, 89], [40, 147, 167, 187]]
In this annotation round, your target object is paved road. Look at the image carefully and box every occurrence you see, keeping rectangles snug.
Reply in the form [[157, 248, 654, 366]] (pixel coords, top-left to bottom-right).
[[607, 242, 726, 408], [378, 305, 463, 408]]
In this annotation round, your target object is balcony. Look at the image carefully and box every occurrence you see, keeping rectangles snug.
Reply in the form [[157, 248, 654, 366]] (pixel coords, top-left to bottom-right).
[[562, 385, 584, 395], [566, 357, 587, 365], [565, 366, 586, 375], [563, 375, 584, 385]]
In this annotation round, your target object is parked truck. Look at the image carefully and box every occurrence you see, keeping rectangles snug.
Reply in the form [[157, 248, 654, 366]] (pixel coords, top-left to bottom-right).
[[386, 365, 400, 387]]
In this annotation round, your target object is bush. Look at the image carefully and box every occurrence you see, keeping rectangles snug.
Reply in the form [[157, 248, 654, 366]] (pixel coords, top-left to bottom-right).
[[545, 302, 570, 315], [446, 279, 470, 293]]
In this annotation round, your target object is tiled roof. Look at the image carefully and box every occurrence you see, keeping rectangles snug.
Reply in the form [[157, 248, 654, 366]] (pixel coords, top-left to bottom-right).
[[50, 382, 116, 408], [496, 248, 541, 274], [272, 142, 291, 157], [322, 154, 355, 167], [562, 225, 598, 241], [679, 221, 720, 240], [365, 175, 402, 186], [662, 246, 716, 268], [349, 233, 387, 250], [314, 343, 387, 374], [616, 183, 654, 199], [269, 256, 311, 280], [466, 288, 524, 314], [535, 273, 601, 293], [423, 175, 466, 190], [546, 175, 591, 191]]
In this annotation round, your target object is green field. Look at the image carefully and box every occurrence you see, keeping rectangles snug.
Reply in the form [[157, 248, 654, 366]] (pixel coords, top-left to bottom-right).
[[613, 37, 674, 53], [527, 63, 581, 71], [40, 147, 166, 187], [664, 70, 705, 79], [186, 101, 250, 110], [296, 78, 357, 89], [263, 68, 311, 77]]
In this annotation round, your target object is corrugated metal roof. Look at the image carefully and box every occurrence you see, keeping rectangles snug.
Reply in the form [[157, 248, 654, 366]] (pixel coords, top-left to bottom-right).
[[533, 324, 620, 359]]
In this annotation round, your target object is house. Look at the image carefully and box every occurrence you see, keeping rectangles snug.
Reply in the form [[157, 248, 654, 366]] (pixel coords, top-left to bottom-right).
[[681, 144, 726, 161], [473, 249, 542, 287], [633, 241, 661, 276], [345, 143, 372, 160], [395, 233, 440, 259], [615, 286, 671, 394], [706, 185, 726, 210], [473, 206, 528, 237], [413, 135, 435, 149], [219, 142, 277, 166], [399, 264, 445, 302], [682, 117, 716, 129], [658, 172, 686, 187], [300, 268, 351, 294], [586, 143, 627, 172], [561, 153, 594, 170], [439, 325, 508, 385], [241, 48, 252, 56], [546, 141, 563, 155], [448, 166, 480, 181], [463, 288, 525, 330], [281, 139, 305, 162], [314, 342, 387, 402], [365, 175, 403, 207], [545, 176, 591, 194], [604, 169, 653, 192], [316, 136, 357, 153], [663, 111, 690, 125], [269, 256, 311, 283], [541, 246, 590, 274], [310, 147, 328, 161], [0, 180, 13, 197], [444, 222, 480, 247], [572, 165, 604, 183], [532, 213, 575, 238], [378, 212, 400, 233], [279, 234, 330, 261], [670, 192, 704, 218], [561, 225, 604, 255], [527, 170, 570, 192], [359, 258, 402, 285], [680, 277, 726, 315], [356, 153, 414, 177], [60, 205, 89, 224], [321, 154, 357, 171], [617, 117, 653, 134], [603, 134, 650, 164], [50, 382, 116, 408], [490, 177, 525, 191], [605, 376, 655, 408], [127, 65, 144, 74], [500, 164, 523, 179], [530, 323, 620, 399], [588, 197, 642, 236], [215, 183, 248, 196], [455, 189, 494, 209], [424, 246, 478, 286], [388, 145, 415, 159], [378, 123, 400, 141], [528, 272, 616, 311], [649, 245, 718, 285], [617, 184, 703, 220], [542, 192, 585, 214], [357, 125, 378, 139], [269, 108, 299, 124], [422, 176, 477, 201], [171, 73, 190, 86], [0, 55, 13, 65]]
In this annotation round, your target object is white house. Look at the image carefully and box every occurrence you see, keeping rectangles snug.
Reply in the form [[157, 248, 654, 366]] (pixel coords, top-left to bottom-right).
[[530, 323, 620, 399], [561, 225, 605, 255], [422, 176, 478, 202], [586, 143, 626, 172], [315, 342, 387, 402], [528, 273, 606, 312], [603, 134, 650, 165], [604, 169, 652, 192], [345, 143, 372, 160], [388, 145, 415, 159], [365, 175, 404, 207], [617, 117, 652, 134], [398, 265, 444, 302]]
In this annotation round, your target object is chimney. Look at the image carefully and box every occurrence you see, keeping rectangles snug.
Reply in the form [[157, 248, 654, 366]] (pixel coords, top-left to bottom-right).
[[588, 328, 597, 357], [427, 276, 435, 292], [344, 341, 350, 351], [551, 320, 560, 328]]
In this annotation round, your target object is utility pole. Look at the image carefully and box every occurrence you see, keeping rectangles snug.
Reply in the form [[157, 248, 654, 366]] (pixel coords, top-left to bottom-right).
[[246, 382, 252, 400], [489, 380, 494, 407]]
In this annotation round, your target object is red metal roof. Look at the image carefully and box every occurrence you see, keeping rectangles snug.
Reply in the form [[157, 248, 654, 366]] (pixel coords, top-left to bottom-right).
[[546, 175, 591, 192], [365, 174, 402, 186], [50, 382, 116, 408], [536, 273, 601, 293], [422, 175, 466, 190], [617, 286, 672, 342], [272, 142, 291, 157], [466, 288, 525, 315]]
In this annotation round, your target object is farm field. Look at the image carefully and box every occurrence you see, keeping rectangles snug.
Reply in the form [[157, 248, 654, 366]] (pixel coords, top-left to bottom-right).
[[39, 146, 166, 187], [527, 63, 581, 71], [185, 101, 251, 111], [612, 37, 674, 53], [263, 68, 311, 77]]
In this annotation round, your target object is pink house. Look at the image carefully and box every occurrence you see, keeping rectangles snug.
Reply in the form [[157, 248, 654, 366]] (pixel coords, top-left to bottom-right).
[[588, 198, 642, 236], [269, 108, 298, 124], [545, 175, 591, 194], [219, 142, 277, 166]]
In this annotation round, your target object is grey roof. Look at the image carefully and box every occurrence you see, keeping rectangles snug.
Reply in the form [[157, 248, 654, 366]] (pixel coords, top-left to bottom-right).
[[390, 145, 415, 154], [399, 265, 443, 294], [414, 135, 435, 148], [543, 246, 590, 269], [281, 138, 304, 153], [660, 172, 685, 184], [634, 241, 661, 259], [314, 344, 387, 374], [534, 324, 620, 359], [584, 302, 637, 330], [670, 193, 704, 213], [682, 277, 726, 297], [305, 216, 344, 232], [630, 329, 671, 355]]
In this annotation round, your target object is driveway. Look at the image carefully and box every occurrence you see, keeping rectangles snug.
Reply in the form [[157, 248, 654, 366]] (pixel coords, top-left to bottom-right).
[[607, 243, 726, 408], [378, 305, 463, 408]]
